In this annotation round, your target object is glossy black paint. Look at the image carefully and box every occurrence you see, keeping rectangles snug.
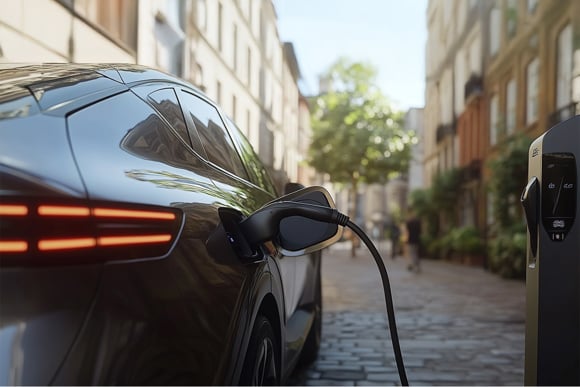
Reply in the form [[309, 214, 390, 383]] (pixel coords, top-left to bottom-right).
[[0, 64, 318, 385]]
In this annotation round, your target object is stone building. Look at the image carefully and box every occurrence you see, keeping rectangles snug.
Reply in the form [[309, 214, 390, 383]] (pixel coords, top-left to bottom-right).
[[483, 0, 580, 228], [425, 0, 580, 238]]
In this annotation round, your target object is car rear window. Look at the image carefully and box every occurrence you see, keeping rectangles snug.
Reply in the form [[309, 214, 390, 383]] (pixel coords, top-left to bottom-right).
[[224, 116, 277, 196], [148, 88, 206, 158], [178, 91, 249, 180]]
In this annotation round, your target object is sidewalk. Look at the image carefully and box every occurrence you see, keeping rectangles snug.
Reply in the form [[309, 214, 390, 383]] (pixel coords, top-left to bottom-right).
[[289, 241, 525, 385]]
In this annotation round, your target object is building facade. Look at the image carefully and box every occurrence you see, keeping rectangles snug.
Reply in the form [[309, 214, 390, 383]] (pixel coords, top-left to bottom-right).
[[425, 0, 580, 239], [483, 0, 580, 227]]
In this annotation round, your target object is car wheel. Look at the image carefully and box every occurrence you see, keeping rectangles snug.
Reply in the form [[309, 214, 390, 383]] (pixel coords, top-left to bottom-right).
[[240, 315, 279, 386], [298, 262, 322, 366]]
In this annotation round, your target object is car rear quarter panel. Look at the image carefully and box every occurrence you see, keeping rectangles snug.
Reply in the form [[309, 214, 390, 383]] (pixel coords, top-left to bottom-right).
[[57, 90, 275, 384]]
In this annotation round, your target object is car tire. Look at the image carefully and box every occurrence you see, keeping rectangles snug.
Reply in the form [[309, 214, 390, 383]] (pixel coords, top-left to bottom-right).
[[298, 262, 322, 366], [240, 315, 279, 386]]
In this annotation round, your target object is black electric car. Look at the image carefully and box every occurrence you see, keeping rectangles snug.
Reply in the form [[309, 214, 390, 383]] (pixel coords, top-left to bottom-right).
[[0, 64, 325, 385]]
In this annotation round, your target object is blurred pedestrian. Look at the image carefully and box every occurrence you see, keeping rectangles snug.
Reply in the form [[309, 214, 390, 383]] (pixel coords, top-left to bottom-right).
[[389, 222, 400, 259], [405, 210, 422, 272]]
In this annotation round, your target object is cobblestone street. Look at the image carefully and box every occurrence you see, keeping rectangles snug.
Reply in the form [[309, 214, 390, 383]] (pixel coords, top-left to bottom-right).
[[289, 242, 526, 386]]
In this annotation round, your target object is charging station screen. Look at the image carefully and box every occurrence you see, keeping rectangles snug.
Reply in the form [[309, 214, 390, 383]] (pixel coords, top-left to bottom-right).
[[542, 153, 576, 241]]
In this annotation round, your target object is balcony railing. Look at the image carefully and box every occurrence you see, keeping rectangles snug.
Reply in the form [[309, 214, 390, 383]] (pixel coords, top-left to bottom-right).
[[436, 121, 457, 143], [464, 74, 483, 102], [548, 102, 579, 128]]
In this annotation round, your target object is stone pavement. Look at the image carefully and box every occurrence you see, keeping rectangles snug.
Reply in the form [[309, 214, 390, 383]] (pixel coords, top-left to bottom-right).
[[288, 241, 525, 386]]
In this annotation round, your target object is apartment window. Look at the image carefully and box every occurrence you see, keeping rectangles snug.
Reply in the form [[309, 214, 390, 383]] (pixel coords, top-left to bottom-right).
[[527, 0, 538, 14], [260, 124, 274, 167], [489, 94, 499, 146], [506, 0, 518, 39], [218, 2, 223, 52], [232, 94, 237, 122], [233, 24, 238, 72], [216, 80, 222, 105], [247, 47, 252, 87], [556, 24, 573, 110], [194, 63, 204, 90], [526, 57, 539, 125], [490, 7, 501, 56], [454, 52, 465, 112], [263, 71, 272, 111], [506, 78, 516, 135], [75, 0, 138, 50]]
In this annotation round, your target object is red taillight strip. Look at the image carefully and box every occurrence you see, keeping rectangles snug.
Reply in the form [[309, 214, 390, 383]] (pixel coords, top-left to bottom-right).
[[38, 205, 90, 217], [1, 205, 175, 220], [0, 241, 28, 252], [38, 238, 97, 251], [36, 235, 173, 251], [0, 205, 28, 216], [1, 203, 179, 256], [93, 208, 176, 220], [98, 234, 172, 246]]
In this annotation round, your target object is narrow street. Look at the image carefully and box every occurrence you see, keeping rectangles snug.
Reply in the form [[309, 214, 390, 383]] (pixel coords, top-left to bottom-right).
[[290, 242, 526, 386]]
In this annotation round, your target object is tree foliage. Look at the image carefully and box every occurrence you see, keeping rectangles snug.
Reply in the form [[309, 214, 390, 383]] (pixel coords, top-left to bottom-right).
[[308, 58, 415, 185], [487, 133, 532, 228], [409, 167, 463, 259], [308, 58, 415, 257], [486, 133, 532, 279], [430, 168, 462, 221]]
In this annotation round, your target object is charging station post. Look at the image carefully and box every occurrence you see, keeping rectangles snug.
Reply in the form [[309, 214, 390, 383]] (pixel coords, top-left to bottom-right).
[[522, 116, 580, 385]]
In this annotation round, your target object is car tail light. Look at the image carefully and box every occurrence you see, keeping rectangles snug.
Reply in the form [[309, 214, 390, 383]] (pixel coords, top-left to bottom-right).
[[0, 200, 183, 265]]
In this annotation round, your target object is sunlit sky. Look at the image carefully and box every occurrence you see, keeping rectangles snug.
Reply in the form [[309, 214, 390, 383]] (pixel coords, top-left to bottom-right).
[[274, 0, 428, 110]]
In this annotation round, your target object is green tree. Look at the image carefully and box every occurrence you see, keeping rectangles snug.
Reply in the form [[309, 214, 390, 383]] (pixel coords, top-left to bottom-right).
[[308, 58, 415, 256]]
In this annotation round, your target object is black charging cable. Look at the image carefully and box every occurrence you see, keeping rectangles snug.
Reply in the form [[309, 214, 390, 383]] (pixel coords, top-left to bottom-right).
[[237, 201, 409, 385], [346, 220, 409, 386]]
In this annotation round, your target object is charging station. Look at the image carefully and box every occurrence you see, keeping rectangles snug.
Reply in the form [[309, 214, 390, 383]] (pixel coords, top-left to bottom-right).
[[522, 116, 580, 385]]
